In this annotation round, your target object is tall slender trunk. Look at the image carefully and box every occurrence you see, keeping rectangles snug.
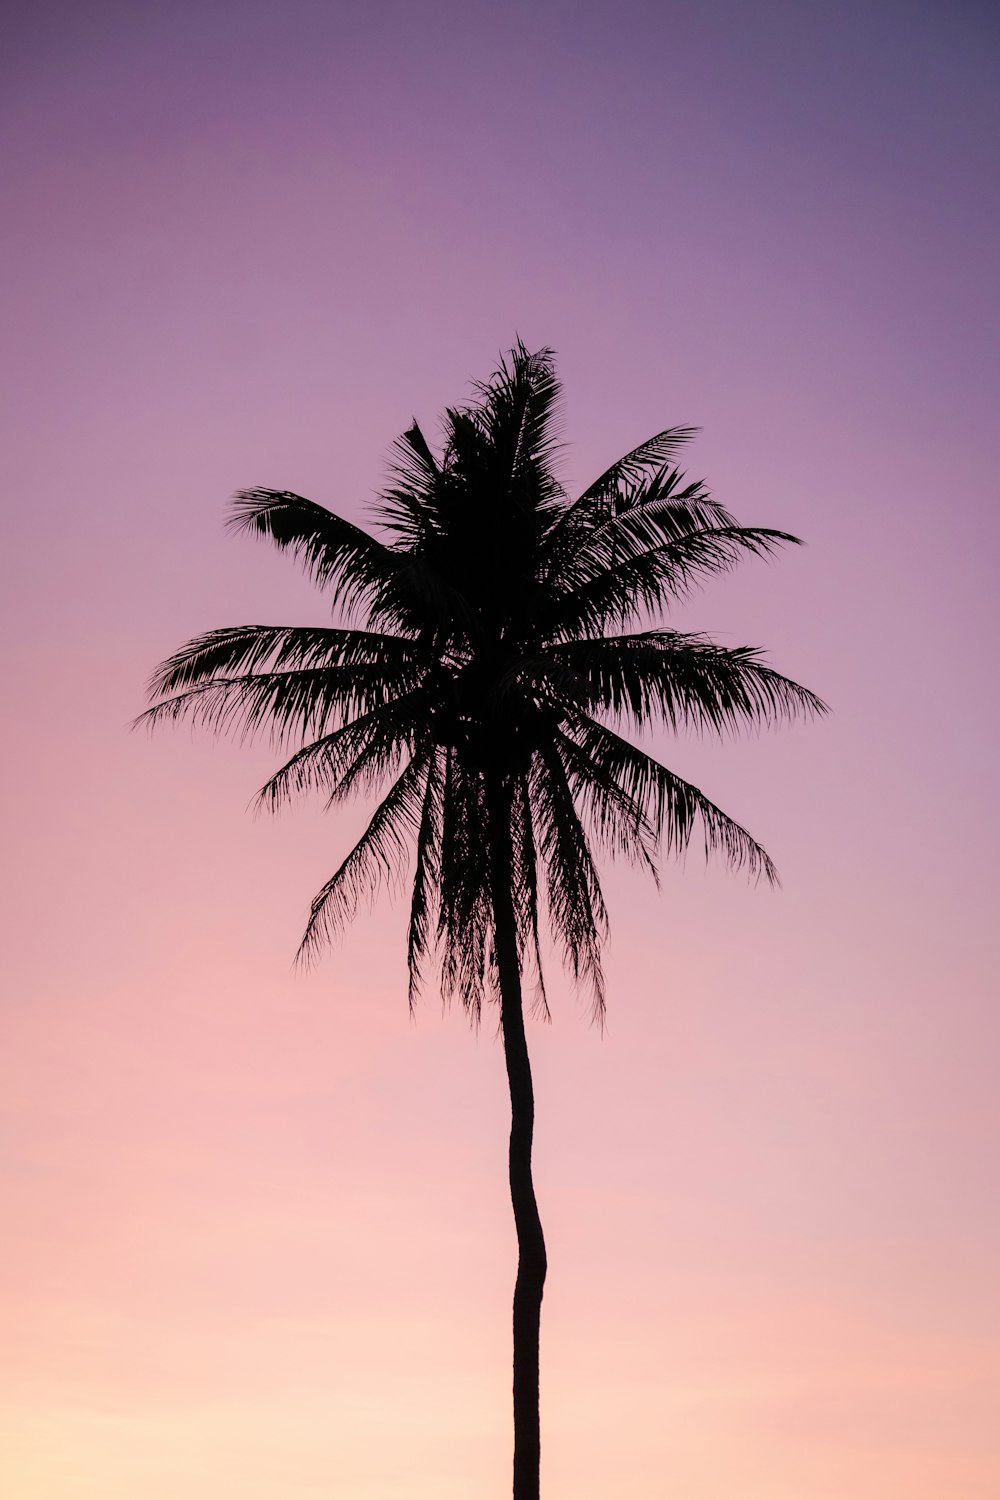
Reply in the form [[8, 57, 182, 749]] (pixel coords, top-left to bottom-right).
[[486, 773, 547, 1500]]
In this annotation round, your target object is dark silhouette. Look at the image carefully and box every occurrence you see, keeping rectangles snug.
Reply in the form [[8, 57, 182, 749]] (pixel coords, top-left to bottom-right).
[[140, 344, 825, 1500]]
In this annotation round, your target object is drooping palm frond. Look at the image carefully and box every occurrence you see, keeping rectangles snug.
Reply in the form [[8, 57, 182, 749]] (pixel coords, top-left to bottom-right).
[[320, 698, 433, 810], [548, 631, 828, 733], [145, 623, 418, 698], [549, 725, 660, 876], [436, 747, 494, 1016], [561, 713, 779, 884], [231, 488, 479, 637], [407, 746, 445, 1009], [136, 661, 418, 745], [511, 773, 550, 1020], [253, 688, 433, 810], [297, 748, 431, 963], [529, 743, 608, 1020], [137, 624, 424, 751], [229, 489, 402, 612]]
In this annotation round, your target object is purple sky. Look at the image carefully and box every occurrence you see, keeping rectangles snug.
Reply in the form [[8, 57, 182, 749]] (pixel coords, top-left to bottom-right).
[[3, 3, 999, 1496]]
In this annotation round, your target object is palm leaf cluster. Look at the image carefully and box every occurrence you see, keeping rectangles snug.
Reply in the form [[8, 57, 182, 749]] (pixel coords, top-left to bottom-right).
[[142, 343, 825, 1019]]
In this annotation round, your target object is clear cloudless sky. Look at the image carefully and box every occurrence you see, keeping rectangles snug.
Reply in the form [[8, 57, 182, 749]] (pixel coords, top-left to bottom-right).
[[2, 2, 998, 1496]]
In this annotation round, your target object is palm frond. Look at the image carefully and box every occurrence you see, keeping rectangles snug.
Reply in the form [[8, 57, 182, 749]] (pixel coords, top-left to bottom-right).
[[548, 630, 828, 733], [378, 422, 442, 550], [145, 623, 417, 700], [543, 523, 799, 640], [575, 428, 701, 508], [511, 772, 550, 1020], [562, 468, 738, 557], [395, 420, 440, 484], [541, 428, 706, 560], [407, 748, 444, 1008], [437, 748, 493, 1018], [231, 488, 478, 636], [530, 743, 608, 1020], [253, 689, 432, 810], [297, 750, 431, 963], [229, 489, 402, 618], [550, 725, 660, 878], [563, 714, 779, 884], [472, 341, 564, 488], [136, 663, 422, 746]]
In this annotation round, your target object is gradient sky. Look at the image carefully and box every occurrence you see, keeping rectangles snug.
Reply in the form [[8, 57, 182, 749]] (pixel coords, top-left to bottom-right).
[[3, 2, 999, 1496]]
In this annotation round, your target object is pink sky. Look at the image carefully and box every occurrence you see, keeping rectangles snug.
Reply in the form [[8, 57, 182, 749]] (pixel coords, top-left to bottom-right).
[[2, 2, 999, 1496]]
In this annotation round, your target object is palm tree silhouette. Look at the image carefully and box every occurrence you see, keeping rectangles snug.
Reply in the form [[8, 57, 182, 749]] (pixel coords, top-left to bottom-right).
[[141, 343, 825, 1500]]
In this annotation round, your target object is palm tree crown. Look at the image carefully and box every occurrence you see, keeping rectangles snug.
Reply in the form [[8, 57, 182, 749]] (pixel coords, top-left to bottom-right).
[[142, 343, 824, 1015]]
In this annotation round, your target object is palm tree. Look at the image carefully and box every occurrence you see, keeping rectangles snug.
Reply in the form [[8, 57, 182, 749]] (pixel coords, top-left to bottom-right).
[[140, 343, 825, 1500]]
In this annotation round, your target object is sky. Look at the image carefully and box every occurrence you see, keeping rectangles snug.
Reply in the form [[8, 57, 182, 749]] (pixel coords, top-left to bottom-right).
[[2, 1, 999, 1496]]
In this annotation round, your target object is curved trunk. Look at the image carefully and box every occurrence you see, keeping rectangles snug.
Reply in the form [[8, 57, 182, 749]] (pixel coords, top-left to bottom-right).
[[486, 774, 547, 1500]]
